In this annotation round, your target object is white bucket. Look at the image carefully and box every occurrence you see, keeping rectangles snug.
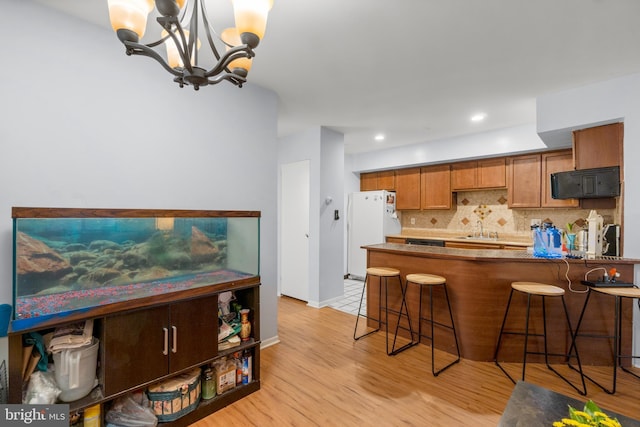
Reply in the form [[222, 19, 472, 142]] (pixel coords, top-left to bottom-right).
[[53, 338, 99, 402]]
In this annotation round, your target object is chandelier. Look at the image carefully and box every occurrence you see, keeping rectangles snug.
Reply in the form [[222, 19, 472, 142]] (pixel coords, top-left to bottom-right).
[[107, 0, 273, 90]]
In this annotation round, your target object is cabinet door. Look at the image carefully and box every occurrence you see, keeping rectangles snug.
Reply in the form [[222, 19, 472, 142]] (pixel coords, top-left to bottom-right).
[[386, 237, 406, 243], [451, 161, 476, 190], [377, 170, 395, 190], [541, 150, 579, 208], [573, 122, 623, 169], [103, 305, 169, 396], [478, 158, 506, 188], [507, 155, 541, 208], [444, 241, 501, 250], [395, 168, 421, 210], [421, 165, 452, 209], [169, 295, 218, 372], [360, 172, 378, 191]]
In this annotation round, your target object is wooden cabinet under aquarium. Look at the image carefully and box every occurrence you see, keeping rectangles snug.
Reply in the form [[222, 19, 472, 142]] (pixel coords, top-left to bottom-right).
[[8, 208, 262, 426]]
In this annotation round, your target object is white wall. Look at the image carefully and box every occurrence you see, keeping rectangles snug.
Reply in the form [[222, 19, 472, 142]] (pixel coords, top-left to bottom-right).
[[278, 127, 345, 307], [0, 1, 279, 359], [318, 128, 345, 304], [350, 124, 551, 173]]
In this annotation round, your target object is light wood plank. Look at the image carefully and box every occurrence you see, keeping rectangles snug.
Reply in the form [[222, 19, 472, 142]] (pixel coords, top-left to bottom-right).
[[192, 296, 640, 426]]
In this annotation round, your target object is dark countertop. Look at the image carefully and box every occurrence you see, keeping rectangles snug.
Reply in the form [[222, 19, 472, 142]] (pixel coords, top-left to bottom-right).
[[499, 381, 640, 426], [364, 243, 640, 264]]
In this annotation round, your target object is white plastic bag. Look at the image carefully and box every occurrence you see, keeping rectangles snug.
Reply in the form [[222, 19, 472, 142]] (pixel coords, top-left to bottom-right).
[[23, 371, 61, 404], [105, 392, 158, 427]]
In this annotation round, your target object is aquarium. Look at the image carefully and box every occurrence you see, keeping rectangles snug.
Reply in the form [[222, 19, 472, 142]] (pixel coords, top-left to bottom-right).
[[12, 208, 260, 331]]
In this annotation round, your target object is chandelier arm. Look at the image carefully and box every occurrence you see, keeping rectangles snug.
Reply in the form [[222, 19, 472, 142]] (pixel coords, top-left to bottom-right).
[[189, 0, 200, 68], [203, 46, 255, 78], [207, 73, 247, 86], [169, 25, 196, 73], [199, 2, 223, 62], [156, 15, 194, 73], [123, 41, 183, 77]]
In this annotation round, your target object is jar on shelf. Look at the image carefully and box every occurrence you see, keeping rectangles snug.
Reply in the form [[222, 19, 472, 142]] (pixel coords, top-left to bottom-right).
[[240, 309, 251, 341], [202, 367, 216, 400]]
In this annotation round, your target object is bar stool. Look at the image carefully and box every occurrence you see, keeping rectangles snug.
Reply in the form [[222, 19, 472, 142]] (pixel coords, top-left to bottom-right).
[[570, 286, 640, 394], [353, 267, 414, 355], [493, 282, 586, 395], [404, 273, 460, 376]]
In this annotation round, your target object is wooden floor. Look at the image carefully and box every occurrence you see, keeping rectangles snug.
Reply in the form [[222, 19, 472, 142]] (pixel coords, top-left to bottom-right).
[[192, 296, 640, 426]]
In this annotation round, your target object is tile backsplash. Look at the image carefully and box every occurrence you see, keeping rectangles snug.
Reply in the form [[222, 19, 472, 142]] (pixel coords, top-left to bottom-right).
[[400, 189, 618, 237]]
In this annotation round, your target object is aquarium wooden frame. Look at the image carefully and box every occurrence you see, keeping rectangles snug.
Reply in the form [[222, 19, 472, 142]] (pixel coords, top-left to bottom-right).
[[9, 207, 262, 426], [12, 207, 260, 218]]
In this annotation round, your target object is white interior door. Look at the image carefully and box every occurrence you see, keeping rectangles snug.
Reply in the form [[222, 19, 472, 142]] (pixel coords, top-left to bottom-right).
[[280, 160, 310, 301]]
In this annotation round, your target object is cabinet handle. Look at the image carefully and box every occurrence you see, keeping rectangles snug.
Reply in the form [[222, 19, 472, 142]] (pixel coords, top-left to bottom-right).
[[172, 325, 178, 354], [163, 327, 168, 356]]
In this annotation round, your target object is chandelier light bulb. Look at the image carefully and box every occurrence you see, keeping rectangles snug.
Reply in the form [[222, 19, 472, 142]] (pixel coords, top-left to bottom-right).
[[107, 0, 155, 41], [222, 27, 253, 76]]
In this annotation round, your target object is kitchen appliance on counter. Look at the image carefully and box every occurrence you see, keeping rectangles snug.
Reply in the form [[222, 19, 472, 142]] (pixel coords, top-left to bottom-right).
[[347, 190, 401, 279], [603, 224, 620, 257], [586, 210, 604, 258]]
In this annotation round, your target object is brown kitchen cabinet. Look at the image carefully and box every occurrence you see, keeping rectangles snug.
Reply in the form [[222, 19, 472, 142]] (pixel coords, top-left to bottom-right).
[[103, 295, 219, 396], [360, 172, 378, 191], [507, 154, 541, 208], [386, 236, 406, 243], [541, 150, 579, 208], [508, 150, 578, 208], [573, 122, 623, 170], [421, 164, 454, 209], [395, 167, 421, 210], [359, 170, 395, 191], [451, 158, 506, 190], [573, 122, 623, 210]]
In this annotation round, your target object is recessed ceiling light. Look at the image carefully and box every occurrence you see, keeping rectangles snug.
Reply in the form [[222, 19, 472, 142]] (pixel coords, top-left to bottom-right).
[[374, 133, 385, 141], [471, 113, 487, 122]]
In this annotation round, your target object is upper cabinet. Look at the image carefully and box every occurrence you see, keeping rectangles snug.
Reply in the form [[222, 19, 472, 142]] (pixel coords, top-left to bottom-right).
[[507, 150, 577, 208], [360, 170, 395, 191], [573, 122, 623, 209], [395, 167, 421, 210], [421, 164, 454, 210], [541, 151, 579, 208], [507, 154, 541, 208], [573, 122, 623, 170], [451, 158, 506, 190]]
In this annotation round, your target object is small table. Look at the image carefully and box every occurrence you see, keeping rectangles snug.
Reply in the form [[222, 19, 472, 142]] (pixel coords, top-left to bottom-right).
[[498, 381, 640, 426]]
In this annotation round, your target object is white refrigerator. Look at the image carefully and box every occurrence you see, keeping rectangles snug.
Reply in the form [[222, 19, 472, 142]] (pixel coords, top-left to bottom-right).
[[347, 190, 401, 279]]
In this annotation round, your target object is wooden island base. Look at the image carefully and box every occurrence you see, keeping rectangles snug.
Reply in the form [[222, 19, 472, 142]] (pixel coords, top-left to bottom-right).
[[365, 244, 637, 365]]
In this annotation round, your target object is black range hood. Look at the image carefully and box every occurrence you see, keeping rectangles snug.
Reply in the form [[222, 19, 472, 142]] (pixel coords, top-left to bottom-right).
[[551, 166, 620, 199]]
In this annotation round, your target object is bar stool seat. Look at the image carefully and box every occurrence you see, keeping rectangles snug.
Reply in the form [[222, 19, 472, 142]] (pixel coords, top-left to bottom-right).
[[353, 267, 414, 355], [494, 281, 586, 395], [571, 286, 640, 394], [404, 273, 460, 376]]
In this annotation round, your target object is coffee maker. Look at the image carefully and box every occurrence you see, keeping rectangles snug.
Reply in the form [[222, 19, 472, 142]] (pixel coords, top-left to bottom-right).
[[602, 224, 620, 256]]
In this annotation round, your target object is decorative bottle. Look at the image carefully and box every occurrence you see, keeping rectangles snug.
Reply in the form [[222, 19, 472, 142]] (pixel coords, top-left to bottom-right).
[[240, 309, 251, 341]]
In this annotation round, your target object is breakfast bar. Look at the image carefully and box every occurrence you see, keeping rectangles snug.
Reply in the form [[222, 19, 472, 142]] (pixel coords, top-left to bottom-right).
[[364, 243, 638, 364]]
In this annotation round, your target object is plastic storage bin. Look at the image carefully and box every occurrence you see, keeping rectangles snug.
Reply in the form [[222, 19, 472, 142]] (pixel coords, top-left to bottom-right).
[[53, 338, 99, 402]]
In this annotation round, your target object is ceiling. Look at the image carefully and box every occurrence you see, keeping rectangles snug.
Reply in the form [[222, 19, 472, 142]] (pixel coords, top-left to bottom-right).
[[33, 0, 640, 154]]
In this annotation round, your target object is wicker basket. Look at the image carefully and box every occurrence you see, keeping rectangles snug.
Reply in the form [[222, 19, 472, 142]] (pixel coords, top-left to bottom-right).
[[147, 368, 201, 422]]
